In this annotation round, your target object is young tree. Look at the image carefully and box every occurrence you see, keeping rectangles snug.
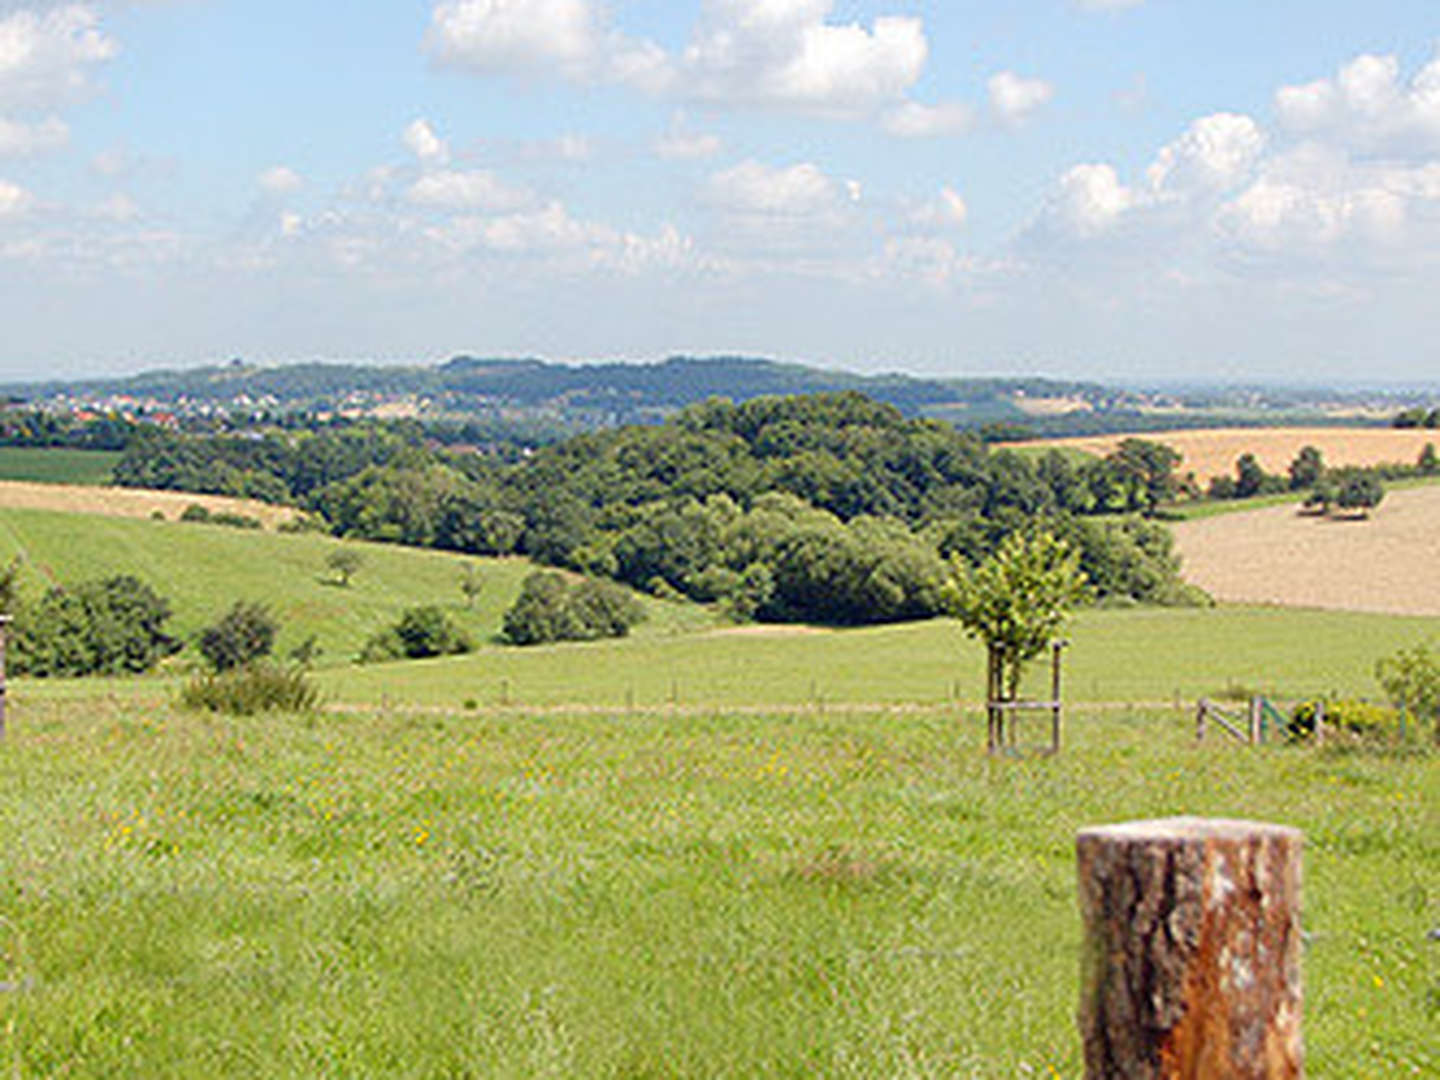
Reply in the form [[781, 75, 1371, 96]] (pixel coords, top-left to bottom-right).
[[459, 564, 483, 609], [198, 601, 278, 671], [1234, 453, 1267, 499], [1418, 442, 1438, 475], [326, 547, 364, 587], [943, 531, 1088, 701], [1376, 640, 1440, 742], [1334, 469, 1384, 517]]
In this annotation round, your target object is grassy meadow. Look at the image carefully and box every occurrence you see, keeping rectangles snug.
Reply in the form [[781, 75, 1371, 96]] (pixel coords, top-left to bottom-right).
[[0, 698, 1433, 1077], [0, 448, 119, 487]]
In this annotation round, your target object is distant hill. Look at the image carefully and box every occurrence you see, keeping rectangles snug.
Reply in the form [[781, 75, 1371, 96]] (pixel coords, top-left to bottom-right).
[[2, 355, 1124, 430]]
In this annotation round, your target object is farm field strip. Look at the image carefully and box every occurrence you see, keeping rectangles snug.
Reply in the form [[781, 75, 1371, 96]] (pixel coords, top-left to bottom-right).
[[0, 447, 120, 486], [0, 479, 298, 528], [1172, 484, 1440, 617], [1005, 426, 1440, 480]]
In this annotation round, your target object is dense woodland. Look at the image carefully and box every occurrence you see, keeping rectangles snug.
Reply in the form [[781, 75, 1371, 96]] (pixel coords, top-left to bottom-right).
[[111, 393, 1206, 624]]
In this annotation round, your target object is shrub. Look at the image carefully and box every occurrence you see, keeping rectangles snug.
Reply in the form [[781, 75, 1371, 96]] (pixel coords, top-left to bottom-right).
[[180, 662, 319, 715], [208, 511, 263, 530], [11, 575, 178, 677], [361, 605, 474, 662], [1287, 698, 1403, 742], [198, 602, 278, 671], [502, 571, 646, 646], [179, 503, 212, 523]]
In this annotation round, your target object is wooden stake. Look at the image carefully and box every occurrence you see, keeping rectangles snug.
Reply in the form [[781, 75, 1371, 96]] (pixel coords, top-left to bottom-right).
[[1077, 818, 1304, 1079]]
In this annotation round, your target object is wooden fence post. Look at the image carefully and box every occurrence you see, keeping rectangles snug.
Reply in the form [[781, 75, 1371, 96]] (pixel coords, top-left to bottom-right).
[[1077, 818, 1304, 1079], [0, 614, 10, 739], [1249, 697, 1263, 745], [1313, 700, 1324, 746], [1196, 698, 1208, 742]]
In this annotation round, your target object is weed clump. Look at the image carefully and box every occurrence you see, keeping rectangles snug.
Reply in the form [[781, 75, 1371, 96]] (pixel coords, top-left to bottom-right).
[[180, 662, 319, 715]]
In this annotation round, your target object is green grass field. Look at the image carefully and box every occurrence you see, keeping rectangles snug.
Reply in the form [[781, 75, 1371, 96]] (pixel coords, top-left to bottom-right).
[[0, 506, 715, 666], [0, 699, 1431, 1077], [0, 448, 119, 486]]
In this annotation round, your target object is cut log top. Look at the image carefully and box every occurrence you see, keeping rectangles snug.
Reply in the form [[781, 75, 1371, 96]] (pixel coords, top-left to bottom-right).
[[1078, 816, 1302, 846]]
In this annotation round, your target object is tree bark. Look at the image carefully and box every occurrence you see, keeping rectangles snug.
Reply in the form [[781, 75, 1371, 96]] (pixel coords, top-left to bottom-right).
[[1077, 818, 1303, 1079]]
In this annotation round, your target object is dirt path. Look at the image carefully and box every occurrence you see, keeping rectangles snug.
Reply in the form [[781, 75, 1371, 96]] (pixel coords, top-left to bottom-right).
[[1172, 484, 1440, 616]]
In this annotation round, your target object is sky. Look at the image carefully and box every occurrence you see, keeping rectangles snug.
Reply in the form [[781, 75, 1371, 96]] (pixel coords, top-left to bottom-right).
[[1, 1, 1438, 383]]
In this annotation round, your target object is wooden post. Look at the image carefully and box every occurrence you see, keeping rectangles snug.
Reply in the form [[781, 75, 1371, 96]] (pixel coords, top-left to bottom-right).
[[0, 614, 10, 739], [1249, 697, 1263, 745], [1077, 818, 1304, 1079], [1313, 700, 1324, 746], [1050, 640, 1066, 755], [1196, 698, 1209, 742], [985, 645, 1000, 754]]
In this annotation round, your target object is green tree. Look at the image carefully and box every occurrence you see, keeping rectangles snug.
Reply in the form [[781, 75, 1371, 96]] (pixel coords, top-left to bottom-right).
[[12, 575, 177, 677], [942, 531, 1088, 699], [1109, 438, 1182, 515], [0, 556, 20, 617], [325, 547, 364, 587], [1287, 446, 1324, 491], [1418, 442, 1438, 474], [459, 564, 483, 608], [1234, 453, 1266, 499], [198, 602, 278, 672], [1334, 469, 1384, 517], [1375, 640, 1440, 742]]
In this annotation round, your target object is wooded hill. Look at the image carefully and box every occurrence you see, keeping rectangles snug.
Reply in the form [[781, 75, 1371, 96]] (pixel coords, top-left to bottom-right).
[[113, 392, 1206, 625]]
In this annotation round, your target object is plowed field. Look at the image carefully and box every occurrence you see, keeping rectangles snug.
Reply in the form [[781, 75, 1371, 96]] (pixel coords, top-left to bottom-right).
[[1171, 483, 1440, 615], [1011, 427, 1437, 480]]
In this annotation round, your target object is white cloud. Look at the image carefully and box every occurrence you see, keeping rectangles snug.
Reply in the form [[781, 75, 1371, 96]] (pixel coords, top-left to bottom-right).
[[0, 5, 116, 110], [428, 0, 672, 93], [257, 165, 303, 195], [1047, 163, 1134, 236], [987, 71, 1053, 125], [1147, 112, 1264, 195], [702, 159, 852, 217], [406, 168, 535, 212], [402, 117, 449, 164], [682, 0, 926, 113], [655, 115, 721, 160], [0, 176, 32, 216], [0, 114, 64, 154], [881, 100, 974, 138], [1276, 50, 1440, 156], [1218, 178, 1406, 253], [429, 0, 926, 114]]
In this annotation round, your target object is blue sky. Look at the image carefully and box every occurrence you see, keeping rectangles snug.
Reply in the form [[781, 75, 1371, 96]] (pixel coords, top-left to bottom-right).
[[1, 1, 1438, 382]]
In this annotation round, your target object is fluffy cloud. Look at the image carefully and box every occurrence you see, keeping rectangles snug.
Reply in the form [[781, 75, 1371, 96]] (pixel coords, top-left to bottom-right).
[[702, 159, 856, 217], [1276, 51, 1440, 156], [0, 113, 64, 154], [405, 168, 535, 212], [909, 186, 968, 229], [1046, 163, 1134, 237], [987, 71, 1053, 125], [1147, 113, 1264, 195], [257, 165, 303, 195], [402, 117, 449, 164], [0, 176, 33, 216], [427, 0, 672, 93], [0, 5, 116, 110], [429, 0, 926, 114]]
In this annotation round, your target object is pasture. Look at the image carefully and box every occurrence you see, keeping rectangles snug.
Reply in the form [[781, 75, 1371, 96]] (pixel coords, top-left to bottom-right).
[[0, 448, 119, 487], [0, 698, 1432, 1077], [1007, 426, 1439, 482], [1173, 484, 1440, 617], [0, 506, 715, 665]]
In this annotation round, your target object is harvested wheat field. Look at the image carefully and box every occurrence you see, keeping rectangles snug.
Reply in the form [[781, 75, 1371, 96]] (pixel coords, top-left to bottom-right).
[[0, 480, 298, 528], [1011, 427, 1438, 481], [1172, 484, 1440, 616]]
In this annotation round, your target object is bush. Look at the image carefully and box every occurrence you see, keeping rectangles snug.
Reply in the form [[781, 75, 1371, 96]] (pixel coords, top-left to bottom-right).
[[198, 602, 278, 671], [361, 605, 474, 662], [11, 575, 178, 677], [180, 662, 319, 715], [1287, 698, 1403, 742], [179, 503, 212, 523], [502, 572, 645, 645]]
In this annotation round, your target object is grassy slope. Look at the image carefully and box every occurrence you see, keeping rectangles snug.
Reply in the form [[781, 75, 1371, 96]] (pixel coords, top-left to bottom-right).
[[0, 699, 1432, 1076], [0, 447, 119, 486], [0, 506, 714, 665]]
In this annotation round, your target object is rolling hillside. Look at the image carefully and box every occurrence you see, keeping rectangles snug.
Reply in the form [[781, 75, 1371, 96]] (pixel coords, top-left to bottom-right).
[[0, 506, 715, 665]]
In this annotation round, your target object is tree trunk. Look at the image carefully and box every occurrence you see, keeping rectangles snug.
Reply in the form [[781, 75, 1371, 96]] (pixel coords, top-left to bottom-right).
[[1077, 817, 1304, 1079]]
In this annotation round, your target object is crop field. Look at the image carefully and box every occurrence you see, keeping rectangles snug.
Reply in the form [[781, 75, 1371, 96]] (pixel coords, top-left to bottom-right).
[[1172, 484, 1440, 617], [1007, 427, 1440, 481], [0, 448, 120, 487], [0, 480, 299, 529], [0, 506, 715, 664], [0, 698, 1433, 1077]]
